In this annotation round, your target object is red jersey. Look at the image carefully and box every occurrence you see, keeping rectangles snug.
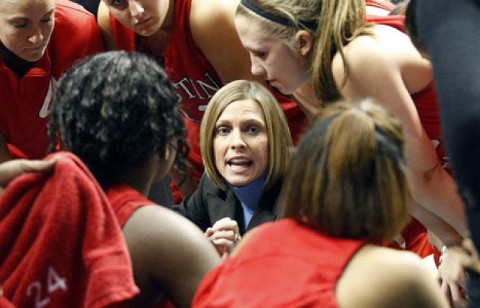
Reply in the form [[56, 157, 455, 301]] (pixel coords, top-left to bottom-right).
[[106, 182, 154, 227], [366, 0, 395, 10], [0, 0, 104, 159], [193, 219, 366, 308], [106, 182, 175, 307], [366, 0, 404, 31], [367, 2, 447, 166], [109, 0, 306, 201]]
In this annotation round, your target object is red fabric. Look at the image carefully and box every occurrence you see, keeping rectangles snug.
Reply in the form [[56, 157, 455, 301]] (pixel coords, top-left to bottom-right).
[[106, 182, 175, 307], [366, 0, 395, 11], [389, 218, 434, 258], [0, 296, 15, 308], [411, 83, 450, 170], [366, 5, 447, 169], [106, 182, 154, 227], [109, 15, 135, 51], [109, 0, 307, 203], [193, 219, 366, 308], [6, 145, 27, 159], [433, 245, 442, 267], [367, 3, 449, 259], [0, 0, 104, 159], [0, 152, 139, 307], [366, 0, 405, 32]]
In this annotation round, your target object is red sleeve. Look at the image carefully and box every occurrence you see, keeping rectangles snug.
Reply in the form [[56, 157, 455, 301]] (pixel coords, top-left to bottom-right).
[[49, 0, 105, 78], [109, 13, 136, 51]]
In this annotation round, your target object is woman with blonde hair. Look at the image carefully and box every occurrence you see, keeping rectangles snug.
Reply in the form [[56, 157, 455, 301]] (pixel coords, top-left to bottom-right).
[[192, 98, 448, 307], [233, 0, 466, 256], [174, 79, 292, 256], [96, 0, 306, 203]]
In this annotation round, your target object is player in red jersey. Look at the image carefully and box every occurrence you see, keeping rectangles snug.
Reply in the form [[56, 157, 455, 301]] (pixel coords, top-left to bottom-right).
[[0, 0, 104, 162], [233, 0, 467, 253], [97, 0, 307, 203]]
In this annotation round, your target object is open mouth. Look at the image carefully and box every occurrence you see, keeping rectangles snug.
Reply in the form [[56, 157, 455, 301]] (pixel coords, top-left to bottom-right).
[[227, 158, 252, 168]]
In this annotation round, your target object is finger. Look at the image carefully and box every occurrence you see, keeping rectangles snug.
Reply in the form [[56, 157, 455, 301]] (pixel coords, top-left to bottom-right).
[[441, 280, 451, 304], [450, 283, 468, 308], [211, 238, 235, 250], [209, 229, 236, 241], [450, 283, 460, 304], [463, 238, 479, 259], [22, 158, 57, 173], [463, 261, 480, 274], [0, 158, 57, 186], [205, 227, 214, 237], [221, 248, 229, 259], [211, 219, 239, 233], [210, 239, 235, 256], [456, 270, 467, 289]]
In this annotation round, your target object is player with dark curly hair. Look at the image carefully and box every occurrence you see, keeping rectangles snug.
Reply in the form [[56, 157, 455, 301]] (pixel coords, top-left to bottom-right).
[[48, 50, 188, 189], [48, 50, 220, 307]]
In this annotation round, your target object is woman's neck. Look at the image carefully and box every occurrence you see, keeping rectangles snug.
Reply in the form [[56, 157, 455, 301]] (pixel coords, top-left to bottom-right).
[[120, 155, 161, 196], [0, 43, 35, 78], [292, 82, 323, 120]]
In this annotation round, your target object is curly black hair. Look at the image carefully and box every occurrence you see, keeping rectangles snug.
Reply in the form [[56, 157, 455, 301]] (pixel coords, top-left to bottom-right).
[[48, 51, 188, 188]]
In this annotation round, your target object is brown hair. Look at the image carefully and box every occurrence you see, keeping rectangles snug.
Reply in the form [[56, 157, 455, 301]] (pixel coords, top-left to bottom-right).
[[281, 98, 410, 241], [310, 0, 373, 102]]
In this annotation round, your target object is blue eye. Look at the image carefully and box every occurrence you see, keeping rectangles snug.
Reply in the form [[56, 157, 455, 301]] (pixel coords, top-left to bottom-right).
[[247, 126, 259, 134], [216, 127, 230, 136]]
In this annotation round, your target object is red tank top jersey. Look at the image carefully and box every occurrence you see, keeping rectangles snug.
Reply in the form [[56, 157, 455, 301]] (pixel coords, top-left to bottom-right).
[[106, 182, 154, 227], [109, 0, 306, 201], [105, 182, 176, 308], [366, 0, 404, 31], [0, 0, 104, 159], [366, 3, 448, 169], [193, 219, 366, 308], [366, 0, 395, 11]]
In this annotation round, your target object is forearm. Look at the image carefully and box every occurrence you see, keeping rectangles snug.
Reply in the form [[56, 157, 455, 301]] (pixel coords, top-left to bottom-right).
[[407, 164, 468, 237], [409, 197, 463, 247]]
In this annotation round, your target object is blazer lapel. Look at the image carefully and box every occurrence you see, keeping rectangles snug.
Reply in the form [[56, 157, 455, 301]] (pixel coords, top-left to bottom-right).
[[246, 181, 282, 231], [206, 189, 238, 226]]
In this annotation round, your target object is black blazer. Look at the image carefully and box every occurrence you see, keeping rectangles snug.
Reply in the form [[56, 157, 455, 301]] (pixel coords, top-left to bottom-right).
[[173, 173, 282, 235]]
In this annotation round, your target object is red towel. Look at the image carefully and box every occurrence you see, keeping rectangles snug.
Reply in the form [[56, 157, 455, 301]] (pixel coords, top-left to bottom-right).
[[0, 152, 139, 307], [0, 297, 14, 308]]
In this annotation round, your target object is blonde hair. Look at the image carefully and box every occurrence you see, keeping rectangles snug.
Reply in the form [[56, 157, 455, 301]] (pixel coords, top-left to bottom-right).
[[236, 0, 373, 102], [200, 80, 293, 190], [281, 98, 410, 241]]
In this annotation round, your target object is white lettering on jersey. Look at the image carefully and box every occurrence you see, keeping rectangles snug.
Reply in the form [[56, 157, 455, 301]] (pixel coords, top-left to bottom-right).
[[173, 72, 220, 122], [38, 77, 58, 119]]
